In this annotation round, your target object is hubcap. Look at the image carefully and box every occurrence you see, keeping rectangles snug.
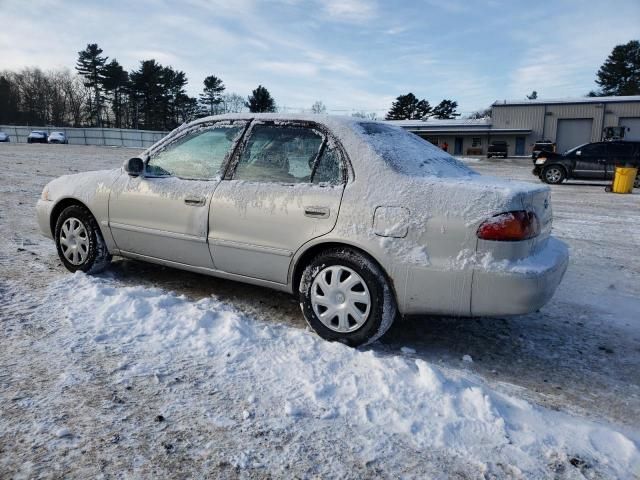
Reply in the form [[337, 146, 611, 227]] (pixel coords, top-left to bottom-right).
[[546, 168, 561, 183], [59, 217, 89, 265], [310, 265, 371, 333]]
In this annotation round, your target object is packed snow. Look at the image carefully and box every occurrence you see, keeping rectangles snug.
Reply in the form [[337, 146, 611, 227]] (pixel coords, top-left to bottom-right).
[[1, 144, 640, 478]]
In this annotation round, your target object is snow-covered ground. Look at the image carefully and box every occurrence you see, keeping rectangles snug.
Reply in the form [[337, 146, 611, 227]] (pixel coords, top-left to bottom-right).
[[1, 144, 639, 478]]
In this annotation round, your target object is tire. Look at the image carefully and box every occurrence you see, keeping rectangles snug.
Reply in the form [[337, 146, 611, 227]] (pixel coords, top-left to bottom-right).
[[541, 165, 566, 184], [54, 204, 111, 274], [299, 248, 397, 347], [634, 173, 640, 189]]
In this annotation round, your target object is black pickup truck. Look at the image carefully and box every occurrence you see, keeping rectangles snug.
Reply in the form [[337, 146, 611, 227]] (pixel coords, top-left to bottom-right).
[[532, 140, 640, 186], [487, 141, 508, 158]]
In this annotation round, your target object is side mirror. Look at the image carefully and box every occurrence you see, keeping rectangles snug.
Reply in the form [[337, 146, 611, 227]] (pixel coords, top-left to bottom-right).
[[125, 157, 144, 176]]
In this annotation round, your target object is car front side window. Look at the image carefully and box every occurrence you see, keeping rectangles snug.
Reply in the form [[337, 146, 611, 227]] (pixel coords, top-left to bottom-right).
[[233, 125, 324, 183], [579, 144, 606, 157], [147, 124, 244, 180]]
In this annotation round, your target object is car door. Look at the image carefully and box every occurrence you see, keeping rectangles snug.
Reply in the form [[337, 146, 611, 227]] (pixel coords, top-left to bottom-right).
[[572, 143, 607, 179], [209, 121, 346, 284], [109, 120, 247, 267]]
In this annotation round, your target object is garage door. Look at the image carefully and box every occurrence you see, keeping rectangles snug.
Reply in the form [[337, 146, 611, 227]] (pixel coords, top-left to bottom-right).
[[619, 117, 640, 141], [556, 118, 593, 153]]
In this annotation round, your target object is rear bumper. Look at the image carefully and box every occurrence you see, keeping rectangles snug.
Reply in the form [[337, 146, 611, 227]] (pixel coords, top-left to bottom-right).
[[36, 199, 54, 239], [470, 237, 569, 316]]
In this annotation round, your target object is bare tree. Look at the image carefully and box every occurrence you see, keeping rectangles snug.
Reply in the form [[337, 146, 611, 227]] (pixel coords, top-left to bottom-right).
[[220, 93, 245, 113], [352, 111, 377, 120], [311, 100, 326, 114]]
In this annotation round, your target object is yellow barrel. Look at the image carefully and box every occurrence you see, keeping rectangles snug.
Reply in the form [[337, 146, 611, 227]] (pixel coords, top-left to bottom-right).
[[612, 167, 638, 194]]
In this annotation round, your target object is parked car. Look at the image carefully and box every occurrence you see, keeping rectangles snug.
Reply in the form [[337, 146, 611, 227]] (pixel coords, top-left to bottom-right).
[[533, 140, 640, 187], [27, 131, 48, 143], [48, 131, 68, 144], [487, 140, 508, 158], [36, 115, 568, 346], [0, 131, 9, 142], [531, 139, 556, 159]]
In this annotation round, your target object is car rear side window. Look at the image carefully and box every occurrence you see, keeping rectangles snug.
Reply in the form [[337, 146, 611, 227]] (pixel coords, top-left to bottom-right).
[[233, 125, 324, 183], [356, 123, 474, 177], [147, 124, 244, 180], [608, 143, 634, 158], [312, 144, 342, 184]]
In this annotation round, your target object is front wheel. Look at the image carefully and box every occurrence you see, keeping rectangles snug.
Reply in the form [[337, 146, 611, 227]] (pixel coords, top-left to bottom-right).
[[541, 165, 566, 184], [55, 204, 111, 274], [299, 248, 397, 347]]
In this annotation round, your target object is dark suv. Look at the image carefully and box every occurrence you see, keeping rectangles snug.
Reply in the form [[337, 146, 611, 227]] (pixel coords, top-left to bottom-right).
[[532, 141, 640, 187], [487, 140, 508, 158], [531, 140, 556, 159]]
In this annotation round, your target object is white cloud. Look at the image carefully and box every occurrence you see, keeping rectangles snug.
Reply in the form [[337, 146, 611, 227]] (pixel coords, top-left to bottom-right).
[[256, 61, 319, 77], [506, 4, 640, 99], [321, 0, 377, 23]]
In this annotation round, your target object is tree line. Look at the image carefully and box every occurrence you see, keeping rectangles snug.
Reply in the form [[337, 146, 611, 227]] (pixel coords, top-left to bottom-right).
[[0, 43, 277, 130]]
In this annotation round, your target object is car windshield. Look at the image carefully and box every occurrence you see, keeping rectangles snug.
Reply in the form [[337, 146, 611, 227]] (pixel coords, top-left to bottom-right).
[[355, 123, 474, 178]]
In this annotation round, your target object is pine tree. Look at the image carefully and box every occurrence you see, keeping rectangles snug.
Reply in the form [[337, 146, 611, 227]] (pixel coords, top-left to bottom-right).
[[199, 75, 225, 116], [76, 43, 108, 126], [246, 85, 276, 113], [432, 99, 461, 119], [101, 59, 129, 128], [129, 60, 164, 130], [385, 93, 431, 120], [594, 40, 640, 96], [161, 67, 190, 129]]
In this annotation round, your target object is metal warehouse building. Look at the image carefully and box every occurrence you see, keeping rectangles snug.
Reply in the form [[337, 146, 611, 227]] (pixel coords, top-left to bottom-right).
[[389, 95, 640, 157]]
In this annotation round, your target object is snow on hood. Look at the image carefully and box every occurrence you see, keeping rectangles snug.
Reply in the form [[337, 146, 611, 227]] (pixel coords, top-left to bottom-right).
[[49, 273, 640, 478], [46, 169, 121, 204]]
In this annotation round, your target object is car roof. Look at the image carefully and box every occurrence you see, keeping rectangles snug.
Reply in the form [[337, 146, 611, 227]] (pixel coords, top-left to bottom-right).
[[145, 113, 372, 158]]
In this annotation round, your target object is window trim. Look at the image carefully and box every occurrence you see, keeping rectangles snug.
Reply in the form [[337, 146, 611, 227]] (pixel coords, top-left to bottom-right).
[[223, 119, 350, 185], [143, 120, 249, 181]]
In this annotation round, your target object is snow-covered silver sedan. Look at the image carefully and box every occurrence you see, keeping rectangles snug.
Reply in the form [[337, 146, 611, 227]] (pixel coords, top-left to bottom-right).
[[36, 115, 568, 346]]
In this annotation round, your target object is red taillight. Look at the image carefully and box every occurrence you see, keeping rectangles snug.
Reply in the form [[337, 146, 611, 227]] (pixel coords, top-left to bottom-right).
[[476, 211, 540, 241]]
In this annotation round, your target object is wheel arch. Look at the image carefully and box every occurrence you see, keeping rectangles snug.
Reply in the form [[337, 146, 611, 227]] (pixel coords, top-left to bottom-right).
[[290, 240, 397, 302], [49, 197, 97, 237]]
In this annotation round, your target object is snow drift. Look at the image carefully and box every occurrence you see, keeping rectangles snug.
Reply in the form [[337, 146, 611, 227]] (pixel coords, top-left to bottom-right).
[[49, 273, 640, 478]]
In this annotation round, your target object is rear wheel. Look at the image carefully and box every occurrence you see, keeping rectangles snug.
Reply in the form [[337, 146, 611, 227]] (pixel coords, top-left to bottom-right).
[[55, 205, 111, 274], [299, 248, 396, 347], [542, 165, 565, 184]]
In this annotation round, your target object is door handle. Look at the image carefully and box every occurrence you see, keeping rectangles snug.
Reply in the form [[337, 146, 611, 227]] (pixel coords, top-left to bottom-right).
[[304, 206, 330, 218], [184, 196, 206, 206]]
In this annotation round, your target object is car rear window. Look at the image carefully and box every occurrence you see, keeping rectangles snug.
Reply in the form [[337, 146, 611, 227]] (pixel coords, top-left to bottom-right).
[[355, 123, 474, 177]]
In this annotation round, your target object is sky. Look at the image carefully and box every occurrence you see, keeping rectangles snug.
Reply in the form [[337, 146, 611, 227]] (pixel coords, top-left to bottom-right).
[[0, 0, 639, 117]]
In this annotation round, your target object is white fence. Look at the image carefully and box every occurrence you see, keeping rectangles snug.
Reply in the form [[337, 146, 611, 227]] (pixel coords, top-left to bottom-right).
[[0, 125, 168, 148]]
